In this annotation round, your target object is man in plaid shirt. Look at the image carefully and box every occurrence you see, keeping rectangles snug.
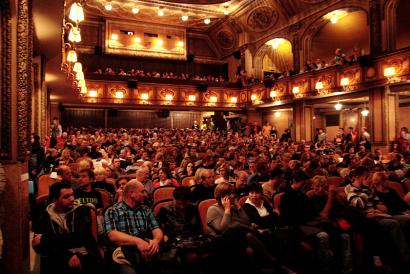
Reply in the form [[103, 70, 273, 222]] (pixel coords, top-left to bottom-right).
[[105, 181, 163, 274]]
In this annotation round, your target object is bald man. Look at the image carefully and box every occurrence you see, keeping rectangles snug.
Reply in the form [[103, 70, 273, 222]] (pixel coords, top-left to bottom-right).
[[104, 181, 163, 274]]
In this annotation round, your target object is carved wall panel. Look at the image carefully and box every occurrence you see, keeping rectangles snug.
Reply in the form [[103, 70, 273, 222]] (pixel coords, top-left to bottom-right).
[[246, 6, 278, 32], [216, 30, 235, 50], [17, 0, 33, 162]]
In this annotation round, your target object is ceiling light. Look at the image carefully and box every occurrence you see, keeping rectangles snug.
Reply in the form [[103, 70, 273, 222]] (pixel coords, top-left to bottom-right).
[[181, 15, 188, 21], [223, 6, 229, 15], [111, 33, 118, 40], [361, 109, 369, 117], [177, 41, 184, 47], [230, 97, 237, 103], [76, 71, 84, 81], [335, 102, 343, 110], [270, 90, 277, 98], [165, 94, 173, 101], [274, 112, 281, 118], [141, 93, 149, 100], [188, 95, 196, 101], [66, 50, 77, 63], [204, 18, 211, 25], [340, 77, 349, 87], [73, 62, 83, 73], [88, 89, 97, 97], [330, 16, 338, 24], [115, 90, 124, 99], [158, 7, 164, 16], [134, 37, 141, 43], [132, 7, 139, 14], [68, 27, 81, 43], [69, 2, 84, 23], [210, 96, 217, 103], [156, 39, 164, 46], [105, 2, 112, 11], [384, 67, 396, 78]]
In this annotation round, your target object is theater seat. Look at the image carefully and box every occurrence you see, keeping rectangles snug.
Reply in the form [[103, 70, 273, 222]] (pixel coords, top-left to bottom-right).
[[152, 186, 176, 204], [387, 181, 405, 198], [181, 176, 195, 187], [37, 174, 56, 197], [198, 199, 216, 235], [152, 199, 173, 216]]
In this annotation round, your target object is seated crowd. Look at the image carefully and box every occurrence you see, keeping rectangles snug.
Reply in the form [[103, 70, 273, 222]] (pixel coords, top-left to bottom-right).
[[30, 125, 410, 274]]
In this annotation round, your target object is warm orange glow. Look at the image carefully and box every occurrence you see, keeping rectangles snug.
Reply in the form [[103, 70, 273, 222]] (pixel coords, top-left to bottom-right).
[[315, 81, 324, 90], [111, 33, 118, 40], [132, 7, 139, 14], [204, 18, 211, 24], [156, 39, 164, 46], [340, 77, 349, 86], [384, 67, 396, 78], [88, 89, 97, 97], [270, 90, 277, 98], [274, 112, 281, 118], [230, 97, 238, 103], [73, 62, 82, 73], [77, 79, 86, 88], [68, 27, 81, 43], [115, 90, 124, 99], [188, 95, 196, 101], [141, 93, 149, 100], [158, 8, 164, 16], [165, 94, 173, 101], [335, 102, 343, 110], [251, 94, 257, 101], [292, 86, 300, 94], [105, 3, 112, 11], [80, 86, 87, 94], [181, 15, 188, 21], [361, 109, 369, 117], [134, 37, 141, 43], [210, 96, 217, 103], [75, 71, 84, 81], [177, 41, 184, 47]]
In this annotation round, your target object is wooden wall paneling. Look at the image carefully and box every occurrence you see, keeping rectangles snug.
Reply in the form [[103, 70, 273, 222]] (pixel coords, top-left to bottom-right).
[[61, 108, 105, 128]]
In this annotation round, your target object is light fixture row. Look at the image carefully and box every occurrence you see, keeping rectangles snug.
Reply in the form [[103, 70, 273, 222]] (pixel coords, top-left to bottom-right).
[[110, 34, 184, 48]]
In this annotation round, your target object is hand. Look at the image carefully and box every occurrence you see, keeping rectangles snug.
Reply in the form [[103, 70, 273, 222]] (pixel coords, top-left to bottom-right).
[[68, 254, 82, 269], [251, 223, 259, 230], [136, 239, 151, 262], [147, 239, 160, 256], [32, 234, 42, 248], [221, 196, 231, 212]]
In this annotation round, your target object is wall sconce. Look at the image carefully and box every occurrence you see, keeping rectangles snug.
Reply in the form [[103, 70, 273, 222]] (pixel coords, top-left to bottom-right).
[[188, 95, 196, 101], [181, 15, 188, 21], [270, 90, 277, 98], [210, 96, 217, 103], [69, 2, 85, 23], [177, 41, 184, 47], [204, 18, 211, 24], [230, 97, 238, 103], [156, 39, 164, 46], [88, 89, 97, 97], [134, 37, 141, 43], [68, 26, 81, 43], [73, 62, 82, 73], [274, 112, 281, 118], [251, 94, 257, 101], [165, 94, 173, 101], [132, 7, 139, 14], [140, 93, 149, 100], [111, 33, 118, 40], [292, 86, 300, 95], [315, 81, 324, 91], [80, 86, 87, 95], [223, 5, 229, 15], [77, 79, 86, 88], [384, 67, 396, 78], [361, 108, 369, 117], [158, 7, 164, 16], [75, 71, 84, 81], [115, 90, 124, 99], [340, 77, 349, 87], [335, 102, 343, 110], [66, 50, 77, 63]]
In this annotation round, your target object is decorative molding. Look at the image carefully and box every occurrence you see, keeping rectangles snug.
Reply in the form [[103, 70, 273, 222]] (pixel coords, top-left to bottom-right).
[[16, 0, 33, 162], [216, 29, 235, 50], [0, 0, 12, 161], [246, 6, 278, 32]]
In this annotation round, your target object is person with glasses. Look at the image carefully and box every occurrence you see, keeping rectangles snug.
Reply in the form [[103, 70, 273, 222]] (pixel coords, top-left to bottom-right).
[[191, 169, 216, 204]]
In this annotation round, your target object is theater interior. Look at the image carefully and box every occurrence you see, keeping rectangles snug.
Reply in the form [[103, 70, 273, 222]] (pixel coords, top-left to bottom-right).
[[1, 0, 410, 273]]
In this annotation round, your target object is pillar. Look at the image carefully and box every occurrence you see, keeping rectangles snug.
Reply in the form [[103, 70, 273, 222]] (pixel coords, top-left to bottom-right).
[[369, 0, 383, 55], [293, 100, 314, 142]]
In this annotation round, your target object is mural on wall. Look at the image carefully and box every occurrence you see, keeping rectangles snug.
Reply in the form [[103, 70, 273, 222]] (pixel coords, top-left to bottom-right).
[[216, 30, 235, 50], [246, 6, 278, 32]]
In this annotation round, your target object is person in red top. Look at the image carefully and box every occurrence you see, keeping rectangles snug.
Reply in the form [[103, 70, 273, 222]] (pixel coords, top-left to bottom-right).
[[153, 167, 179, 189]]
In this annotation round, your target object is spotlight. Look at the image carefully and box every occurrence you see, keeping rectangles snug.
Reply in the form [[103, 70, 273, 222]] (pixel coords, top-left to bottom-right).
[[132, 7, 139, 14]]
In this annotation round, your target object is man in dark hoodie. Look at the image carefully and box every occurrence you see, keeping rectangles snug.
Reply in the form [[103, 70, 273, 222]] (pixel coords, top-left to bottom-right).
[[32, 182, 100, 274]]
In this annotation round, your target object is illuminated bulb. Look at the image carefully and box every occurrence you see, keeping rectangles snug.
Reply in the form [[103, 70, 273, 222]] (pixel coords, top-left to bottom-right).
[[274, 112, 281, 118], [156, 39, 164, 46], [76, 71, 84, 81], [141, 93, 149, 100], [204, 18, 211, 24], [115, 90, 124, 99], [158, 8, 164, 16], [105, 2, 112, 11], [68, 27, 81, 43], [251, 94, 257, 101], [165, 94, 173, 101], [270, 90, 277, 98], [315, 81, 324, 90], [132, 7, 139, 14], [88, 89, 97, 97], [80, 86, 87, 94], [361, 109, 369, 117], [292, 86, 300, 94], [73, 62, 83, 73], [177, 41, 184, 47], [330, 16, 338, 24], [77, 79, 86, 88], [335, 102, 343, 110], [181, 15, 188, 21], [230, 97, 238, 103], [66, 50, 77, 62], [340, 77, 349, 87], [188, 95, 196, 101], [69, 2, 84, 23], [134, 37, 141, 43], [384, 67, 396, 78], [210, 96, 217, 103], [223, 6, 229, 15], [111, 33, 118, 40]]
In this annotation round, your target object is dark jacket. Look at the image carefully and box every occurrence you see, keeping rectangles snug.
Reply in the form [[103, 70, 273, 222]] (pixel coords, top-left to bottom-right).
[[242, 200, 278, 229]]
